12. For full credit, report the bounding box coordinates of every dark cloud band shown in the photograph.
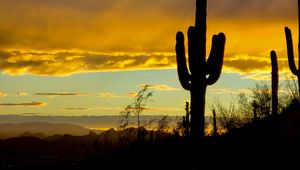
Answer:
[0,102,46,107]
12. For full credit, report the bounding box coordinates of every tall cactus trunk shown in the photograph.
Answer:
[271,51,278,115]
[285,0,300,98]
[190,83,207,138]
[175,0,226,140]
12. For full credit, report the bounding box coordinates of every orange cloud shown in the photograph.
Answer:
[98,93,123,98]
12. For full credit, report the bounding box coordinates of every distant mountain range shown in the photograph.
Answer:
[0,114,182,130]
[0,122,95,139]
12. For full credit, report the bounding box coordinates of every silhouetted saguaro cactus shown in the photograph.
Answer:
[285,0,300,98]
[176,0,226,139]
[212,109,217,136]
[271,51,278,115]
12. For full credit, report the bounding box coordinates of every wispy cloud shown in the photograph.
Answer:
[138,84,179,91]
[0,102,47,107]
[98,92,142,98]
[63,107,90,110]
[0,92,28,97]
[35,92,87,96]
[209,88,252,94]
[98,93,122,98]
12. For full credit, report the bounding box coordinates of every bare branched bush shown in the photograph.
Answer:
[251,83,272,118]
[132,85,153,127]
[118,85,153,129]
[213,99,243,133]
[237,92,253,123]
[282,74,299,105]
[156,115,172,132]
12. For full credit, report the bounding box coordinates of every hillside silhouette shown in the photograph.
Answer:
[0,122,92,139]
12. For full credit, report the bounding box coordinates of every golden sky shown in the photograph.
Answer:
[0,0,298,78]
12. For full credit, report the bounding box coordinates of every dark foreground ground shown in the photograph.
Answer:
[0,107,300,169]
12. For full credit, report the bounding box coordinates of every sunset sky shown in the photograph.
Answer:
[0,0,298,117]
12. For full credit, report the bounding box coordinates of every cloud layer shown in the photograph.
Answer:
[0,50,175,76]
[0,48,293,80]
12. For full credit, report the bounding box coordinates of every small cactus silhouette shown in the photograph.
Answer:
[212,109,217,136]
[182,101,191,137]
[175,0,226,139]
[285,0,300,98]
[271,51,278,115]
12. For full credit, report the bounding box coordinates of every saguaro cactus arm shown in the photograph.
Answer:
[188,26,199,73]
[176,32,191,91]
[285,27,299,75]
[206,33,226,85]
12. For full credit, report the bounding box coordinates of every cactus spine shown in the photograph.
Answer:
[175,0,226,139]
[271,51,278,115]
[285,0,300,98]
